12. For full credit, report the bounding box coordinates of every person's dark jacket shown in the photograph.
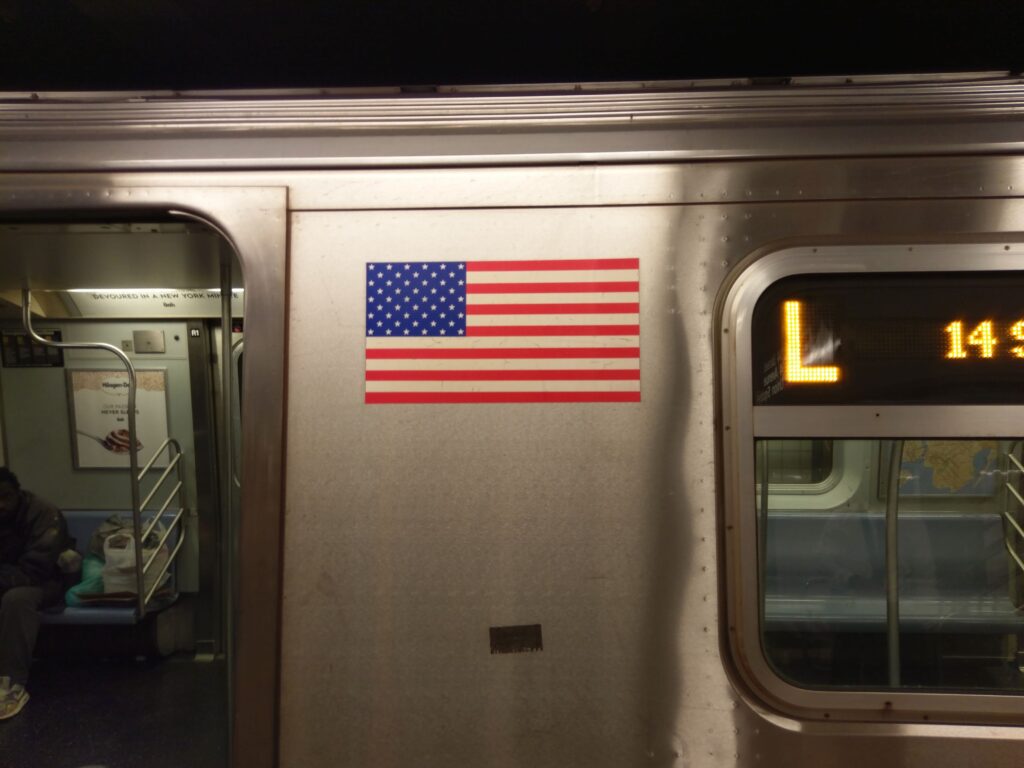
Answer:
[0,490,70,594]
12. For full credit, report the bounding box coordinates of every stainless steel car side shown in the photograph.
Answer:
[2,73,1024,767]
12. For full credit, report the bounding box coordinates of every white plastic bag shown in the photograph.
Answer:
[101,530,170,594]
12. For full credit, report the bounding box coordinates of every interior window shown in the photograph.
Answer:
[756,439,833,485]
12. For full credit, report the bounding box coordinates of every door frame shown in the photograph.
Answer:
[0,180,288,768]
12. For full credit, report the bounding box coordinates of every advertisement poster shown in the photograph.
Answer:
[67,369,169,469]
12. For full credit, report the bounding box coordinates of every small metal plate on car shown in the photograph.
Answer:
[132,329,165,353]
[489,624,543,654]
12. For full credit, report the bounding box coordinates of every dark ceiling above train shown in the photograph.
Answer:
[0,0,1021,91]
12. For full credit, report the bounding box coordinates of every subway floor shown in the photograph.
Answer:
[0,655,227,768]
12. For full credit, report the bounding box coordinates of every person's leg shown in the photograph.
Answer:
[0,586,45,719]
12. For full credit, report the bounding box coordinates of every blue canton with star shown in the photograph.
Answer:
[366,262,468,337]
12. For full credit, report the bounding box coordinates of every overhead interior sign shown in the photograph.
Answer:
[63,289,244,319]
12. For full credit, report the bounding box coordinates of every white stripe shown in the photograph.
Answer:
[467,313,639,327]
[367,358,639,371]
[366,336,640,349]
[468,292,640,305]
[467,269,639,284]
[366,380,641,393]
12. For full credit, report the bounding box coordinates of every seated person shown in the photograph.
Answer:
[0,467,70,719]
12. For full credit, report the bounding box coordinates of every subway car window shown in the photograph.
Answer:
[724,244,1024,720]
[761,437,1024,692]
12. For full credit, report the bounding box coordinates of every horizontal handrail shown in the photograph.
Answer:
[139,454,182,510]
[145,535,186,606]
[142,481,182,543]
[1002,447,1024,583]
[134,435,188,617]
[1004,538,1024,579]
[144,506,187,574]
[1008,452,1024,475]
[1002,504,1024,543]
[1005,482,1024,514]
[137,437,182,481]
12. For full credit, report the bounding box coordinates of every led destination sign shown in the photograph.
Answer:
[751,272,1024,405]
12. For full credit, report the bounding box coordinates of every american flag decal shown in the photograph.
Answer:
[365,258,640,404]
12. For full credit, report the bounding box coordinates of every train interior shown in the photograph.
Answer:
[760,438,1024,692]
[0,220,240,768]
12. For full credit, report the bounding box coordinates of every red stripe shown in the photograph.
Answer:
[365,391,641,404]
[467,325,640,336]
[366,347,639,360]
[466,302,639,315]
[367,370,639,381]
[465,258,639,271]
[466,281,638,294]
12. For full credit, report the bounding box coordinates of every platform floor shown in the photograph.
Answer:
[0,655,227,768]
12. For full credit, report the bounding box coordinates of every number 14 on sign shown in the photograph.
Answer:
[945,320,1024,359]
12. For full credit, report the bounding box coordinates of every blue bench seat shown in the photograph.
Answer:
[40,509,178,626]
[763,511,1024,634]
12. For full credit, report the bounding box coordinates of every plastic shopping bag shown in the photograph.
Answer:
[101,530,170,595]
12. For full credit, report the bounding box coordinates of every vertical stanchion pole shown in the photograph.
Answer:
[21,289,143,615]
[758,441,770,626]
[885,440,904,688]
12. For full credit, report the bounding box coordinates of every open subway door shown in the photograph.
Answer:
[0,189,286,768]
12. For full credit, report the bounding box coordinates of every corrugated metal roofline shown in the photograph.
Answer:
[0,72,1021,133]
[0,70,1014,102]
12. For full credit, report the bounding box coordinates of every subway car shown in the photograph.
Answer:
[1,72,1024,767]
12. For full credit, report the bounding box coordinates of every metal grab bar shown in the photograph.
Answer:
[885,440,904,688]
[137,437,188,616]
[22,289,188,618]
[21,289,147,614]
[1001,444,1024,613]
